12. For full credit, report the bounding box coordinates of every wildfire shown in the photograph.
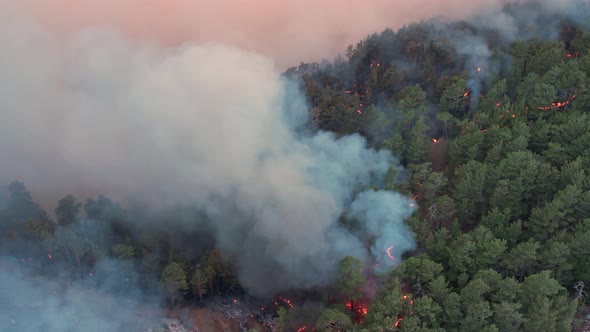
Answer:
[344,299,370,323]
[386,245,396,262]
[297,327,307,332]
[277,296,294,308]
[477,67,481,73]
[409,193,419,207]
[463,89,472,98]
[537,95,576,110]
[357,109,362,114]
[432,138,438,143]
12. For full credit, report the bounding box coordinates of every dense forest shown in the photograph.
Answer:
[2,2,590,332]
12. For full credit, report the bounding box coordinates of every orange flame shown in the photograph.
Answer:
[537,95,576,110]
[386,245,396,262]
[277,296,294,308]
[432,138,438,143]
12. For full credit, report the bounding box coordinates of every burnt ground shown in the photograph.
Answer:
[166,297,276,332]
[573,305,590,332]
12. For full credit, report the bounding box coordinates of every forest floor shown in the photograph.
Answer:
[573,306,590,332]
[166,297,270,332]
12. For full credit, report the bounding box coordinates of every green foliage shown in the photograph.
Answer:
[191,264,214,301]
[315,309,353,332]
[335,256,366,302]
[160,262,188,304]
[3,15,590,331]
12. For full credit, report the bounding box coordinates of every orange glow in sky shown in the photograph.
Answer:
[8,0,518,68]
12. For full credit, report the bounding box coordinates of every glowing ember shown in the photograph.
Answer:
[297,327,307,332]
[233,299,237,304]
[357,109,362,114]
[277,296,294,308]
[344,299,370,323]
[260,307,265,311]
[477,67,481,72]
[432,138,438,143]
[386,245,396,262]
[537,95,576,110]
[48,253,52,259]
[495,101,501,107]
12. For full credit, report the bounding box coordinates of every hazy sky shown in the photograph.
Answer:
[8,0,519,68]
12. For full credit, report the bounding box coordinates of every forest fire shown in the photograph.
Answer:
[276,296,294,308]
[345,298,371,323]
[386,245,396,262]
[297,327,307,332]
[463,89,472,98]
[537,95,576,110]
[432,138,438,143]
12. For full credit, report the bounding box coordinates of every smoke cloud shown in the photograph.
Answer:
[0,4,419,297]
[6,0,579,69]
[2,0,585,317]
[0,257,162,331]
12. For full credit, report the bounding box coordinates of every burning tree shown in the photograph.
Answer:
[335,256,366,313]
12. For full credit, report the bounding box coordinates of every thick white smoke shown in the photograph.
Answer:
[0,258,162,331]
[0,11,416,295]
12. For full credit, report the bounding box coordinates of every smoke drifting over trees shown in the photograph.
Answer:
[6,0,579,68]
[0,0,417,298]
[2,0,590,330]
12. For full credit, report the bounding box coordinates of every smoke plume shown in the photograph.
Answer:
[0,257,162,331]
[6,0,579,69]
[0,3,421,297]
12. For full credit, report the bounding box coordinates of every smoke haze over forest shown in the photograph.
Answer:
[6,0,578,69]
[1,0,589,330]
